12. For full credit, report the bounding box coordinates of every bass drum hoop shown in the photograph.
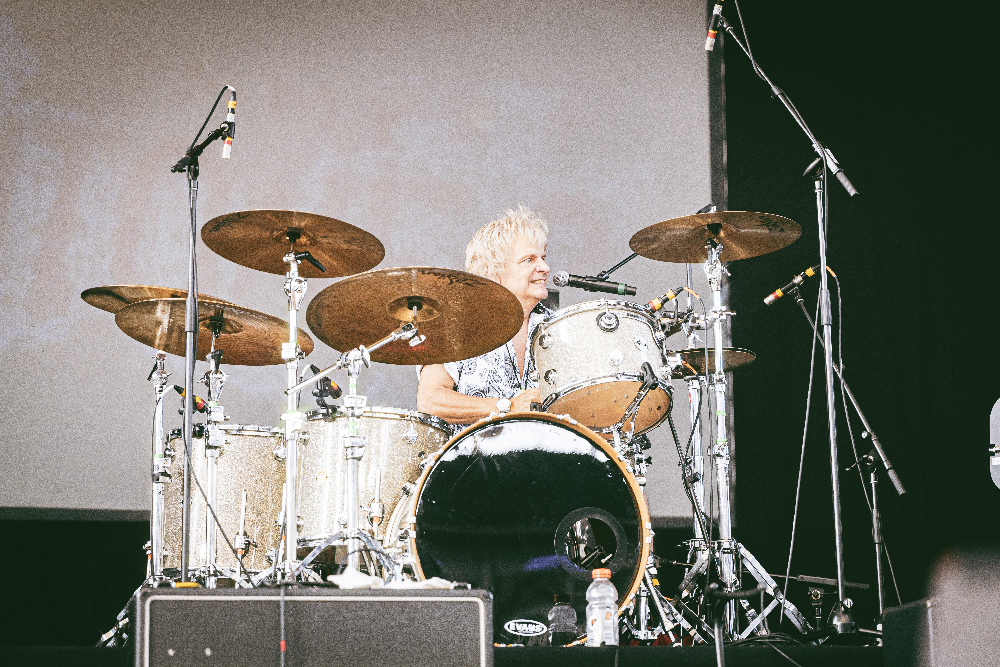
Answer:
[404,411,651,612]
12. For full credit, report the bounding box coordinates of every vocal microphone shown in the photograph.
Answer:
[648,287,685,312]
[173,385,208,413]
[705,0,725,51]
[221,88,236,159]
[552,271,636,296]
[763,265,835,305]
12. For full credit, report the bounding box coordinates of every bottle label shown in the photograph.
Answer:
[586,607,619,646]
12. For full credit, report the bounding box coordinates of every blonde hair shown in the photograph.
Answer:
[465,204,548,280]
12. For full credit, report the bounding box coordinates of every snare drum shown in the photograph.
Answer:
[161,426,284,574]
[403,412,651,643]
[532,300,671,437]
[297,407,450,549]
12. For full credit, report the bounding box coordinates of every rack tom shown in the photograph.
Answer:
[532,300,671,437]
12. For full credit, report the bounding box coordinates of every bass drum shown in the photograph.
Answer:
[406,412,650,643]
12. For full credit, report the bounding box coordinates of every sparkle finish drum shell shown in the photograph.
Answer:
[532,300,671,437]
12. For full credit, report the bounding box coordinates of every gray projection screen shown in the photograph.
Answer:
[0,1,728,526]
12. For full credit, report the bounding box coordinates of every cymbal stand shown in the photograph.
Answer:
[703,240,738,635]
[286,319,421,574]
[148,352,171,580]
[201,342,227,588]
[277,234,326,575]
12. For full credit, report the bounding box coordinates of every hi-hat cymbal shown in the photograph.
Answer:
[306,267,524,365]
[630,211,801,263]
[668,347,756,377]
[115,298,313,366]
[202,209,385,277]
[81,285,235,314]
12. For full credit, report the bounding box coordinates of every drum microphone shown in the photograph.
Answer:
[763,265,835,305]
[705,0,725,51]
[553,271,637,296]
[648,287,685,312]
[173,385,208,413]
[221,88,236,159]
[309,365,343,401]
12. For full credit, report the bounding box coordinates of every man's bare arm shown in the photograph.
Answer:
[416,364,539,423]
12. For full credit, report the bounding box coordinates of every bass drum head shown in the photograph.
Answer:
[410,412,650,643]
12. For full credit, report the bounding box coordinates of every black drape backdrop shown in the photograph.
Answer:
[723,0,998,621]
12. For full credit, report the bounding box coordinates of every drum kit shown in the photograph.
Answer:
[86,205,820,645]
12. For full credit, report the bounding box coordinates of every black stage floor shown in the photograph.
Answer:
[0,644,884,667]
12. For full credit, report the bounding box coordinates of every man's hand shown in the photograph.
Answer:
[511,388,541,412]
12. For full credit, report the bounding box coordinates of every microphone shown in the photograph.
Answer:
[648,287,685,312]
[705,1,725,51]
[552,271,636,296]
[221,88,236,159]
[763,265,835,305]
[309,365,343,403]
[173,385,208,413]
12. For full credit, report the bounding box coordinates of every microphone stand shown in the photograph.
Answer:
[170,120,231,583]
[788,286,904,621]
[716,14,859,633]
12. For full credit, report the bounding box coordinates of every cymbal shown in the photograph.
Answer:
[115,298,314,366]
[306,267,524,365]
[668,347,756,377]
[630,211,801,263]
[81,285,235,314]
[202,209,385,277]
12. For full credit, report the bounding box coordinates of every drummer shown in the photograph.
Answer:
[416,204,551,428]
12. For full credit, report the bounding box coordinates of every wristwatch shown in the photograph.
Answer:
[495,397,512,414]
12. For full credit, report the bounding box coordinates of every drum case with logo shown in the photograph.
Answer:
[132,586,492,667]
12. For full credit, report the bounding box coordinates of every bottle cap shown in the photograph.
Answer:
[592,568,612,579]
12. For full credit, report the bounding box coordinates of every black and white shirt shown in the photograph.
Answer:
[417,304,551,431]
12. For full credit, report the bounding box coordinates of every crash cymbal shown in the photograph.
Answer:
[668,347,756,377]
[630,211,801,263]
[306,267,523,365]
[115,298,313,366]
[202,209,385,277]
[81,285,235,314]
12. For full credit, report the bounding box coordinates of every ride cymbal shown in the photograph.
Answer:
[81,285,234,314]
[630,211,801,263]
[115,298,313,366]
[306,267,523,365]
[202,209,385,277]
[668,347,756,377]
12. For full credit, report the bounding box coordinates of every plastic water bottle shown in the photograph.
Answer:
[586,568,619,646]
[547,593,578,646]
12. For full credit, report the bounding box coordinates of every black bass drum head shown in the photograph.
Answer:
[409,413,650,644]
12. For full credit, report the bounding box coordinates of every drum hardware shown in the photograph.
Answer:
[148,352,171,581]
[286,321,426,576]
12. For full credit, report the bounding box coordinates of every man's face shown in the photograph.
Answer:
[497,235,550,307]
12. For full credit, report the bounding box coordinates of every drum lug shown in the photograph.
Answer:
[597,311,619,332]
[543,369,558,385]
[607,349,624,367]
[634,336,648,351]
[538,332,552,349]
[272,444,287,461]
[401,425,419,445]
